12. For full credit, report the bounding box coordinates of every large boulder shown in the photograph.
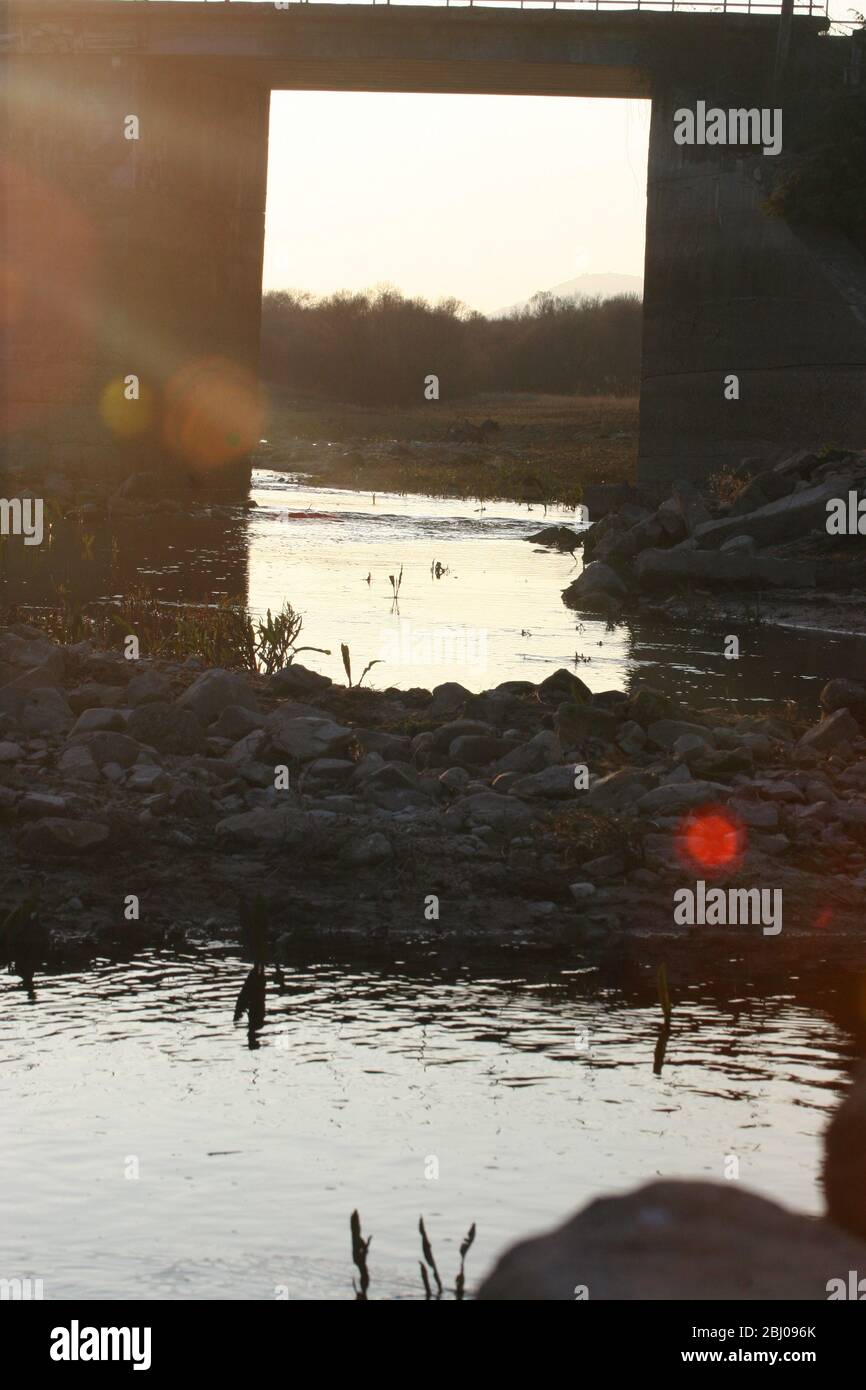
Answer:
[19,817,110,855]
[477,1180,866,1300]
[176,668,259,725]
[127,701,207,755]
[692,476,851,550]
[267,711,354,762]
[562,562,627,608]
[634,549,815,589]
[66,731,142,768]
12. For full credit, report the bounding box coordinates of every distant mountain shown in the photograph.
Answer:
[497,272,643,318]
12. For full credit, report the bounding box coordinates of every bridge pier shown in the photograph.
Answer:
[2,55,270,489]
[638,83,866,484]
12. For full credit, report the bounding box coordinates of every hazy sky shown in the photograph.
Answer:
[263,92,651,312]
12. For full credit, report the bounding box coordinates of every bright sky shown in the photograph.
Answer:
[263,91,651,312]
[173,0,856,313]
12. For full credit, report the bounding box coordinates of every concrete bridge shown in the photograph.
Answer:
[2,0,864,488]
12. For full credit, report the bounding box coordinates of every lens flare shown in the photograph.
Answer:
[677,807,746,872]
[99,377,154,437]
[162,357,264,472]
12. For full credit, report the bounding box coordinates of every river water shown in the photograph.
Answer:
[1,950,859,1300]
[8,471,862,715]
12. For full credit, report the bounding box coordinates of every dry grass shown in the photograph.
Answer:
[262,389,638,505]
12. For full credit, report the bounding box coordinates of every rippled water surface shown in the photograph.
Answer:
[10,471,863,713]
[1,953,857,1300]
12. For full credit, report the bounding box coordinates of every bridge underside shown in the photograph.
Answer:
[3,2,863,489]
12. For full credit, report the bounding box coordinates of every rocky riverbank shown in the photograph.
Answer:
[560,445,866,632]
[2,622,866,973]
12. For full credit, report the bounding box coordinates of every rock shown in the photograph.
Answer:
[820,679,866,725]
[656,497,687,542]
[693,476,852,550]
[510,765,580,800]
[562,562,626,607]
[57,745,100,782]
[270,664,333,697]
[673,733,713,761]
[18,793,68,817]
[555,702,618,746]
[126,702,207,755]
[429,719,494,753]
[439,766,470,792]
[476,1179,866,1300]
[491,731,561,776]
[0,741,24,763]
[19,817,110,854]
[177,668,259,724]
[126,765,171,793]
[581,854,625,880]
[798,708,861,753]
[648,719,715,751]
[728,797,780,830]
[688,748,754,780]
[448,734,509,766]
[525,525,581,549]
[538,669,593,704]
[719,534,756,555]
[71,707,127,735]
[627,688,679,727]
[345,832,392,867]
[729,470,794,514]
[354,729,413,761]
[18,688,74,736]
[569,882,597,902]
[215,806,306,846]
[458,792,537,830]
[127,669,172,706]
[211,705,268,741]
[101,762,126,783]
[585,769,655,812]
[67,731,142,768]
[636,780,726,816]
[671,479,711,535]
[68,683,127,714]
[428,682,472,718]
[635,549,815,590]
[267,712,354,763]
[616,721,647,757]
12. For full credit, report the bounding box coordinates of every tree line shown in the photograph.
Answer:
[260,286,642,405]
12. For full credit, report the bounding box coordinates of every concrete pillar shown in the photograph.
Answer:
[2,55,270,490]
[638,83,866,485]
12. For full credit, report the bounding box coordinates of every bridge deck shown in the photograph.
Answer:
[4,2,828,99]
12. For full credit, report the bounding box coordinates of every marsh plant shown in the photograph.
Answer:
[348,1211,476,1301]
[2,590,327,676]
[340,641,381,689]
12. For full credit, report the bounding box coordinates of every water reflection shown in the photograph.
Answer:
[2,475,863,715]
[0,948,862,1299]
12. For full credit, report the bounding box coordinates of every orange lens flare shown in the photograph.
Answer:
[677,807,746,872]
[162,357,264,472]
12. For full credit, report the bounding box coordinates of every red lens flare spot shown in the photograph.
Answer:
[814,907,833,931]
[678,807,746,872]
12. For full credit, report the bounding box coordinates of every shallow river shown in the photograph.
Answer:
[9,472,862,715]
[1,951,859,1300]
